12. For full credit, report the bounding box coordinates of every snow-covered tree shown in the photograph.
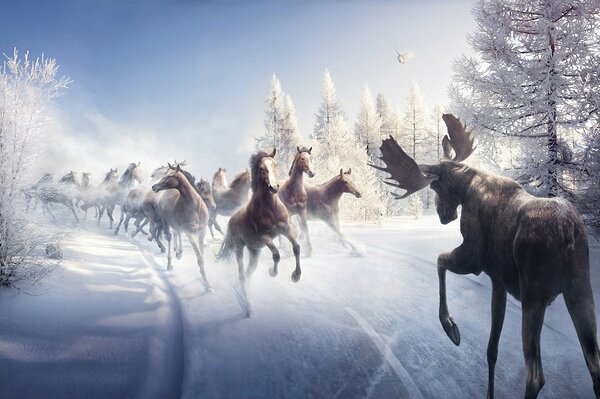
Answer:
[279,94,303,176]
[311,71,383,221]
[256,74,302,177]
[354,84,381,164]
[0,49,70,285]
[450,0,600,197]
[429,104,445,160]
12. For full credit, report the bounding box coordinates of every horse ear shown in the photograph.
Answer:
[308,147,312,154]
[167,163,174,170]
[138,161,140,166]
[347,168,352,175]
[176,164,182,172]
[339,168,343,177]
[223,168,227,173]
[297,146,301,153]
[270,148,277,158]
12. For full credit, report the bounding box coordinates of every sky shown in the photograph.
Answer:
[0,0,475,181]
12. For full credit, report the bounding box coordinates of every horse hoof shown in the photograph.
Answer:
[167,264,173,271]
[160,248,166,253]
[176,252,182,260]
[269,267,277,277]
[291,270,301,283]
[441,316,461,346]
[148,237,153,242]
[113,230,118,236]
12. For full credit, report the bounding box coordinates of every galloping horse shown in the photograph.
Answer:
[24,173,53,211]
[100,162,143,229]
[305,168,362,253]
[81,168,118,223]
[208,168,251,238]
[151,164,211,290]
[218,148,301,317]
[278,146,315,255]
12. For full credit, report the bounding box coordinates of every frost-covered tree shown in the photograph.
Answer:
[450,0,600,197]
[354,84,381,164]
[401,81,429,214]
[256,74,302,177]
[311,71,383,221]
[279,94,303,176]
[0,49,70,285]
[430,104,445,160]
[376,93,400,140]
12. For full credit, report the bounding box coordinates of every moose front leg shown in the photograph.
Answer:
[437,243,483,346]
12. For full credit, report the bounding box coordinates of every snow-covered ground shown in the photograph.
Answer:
[0,214,599,398]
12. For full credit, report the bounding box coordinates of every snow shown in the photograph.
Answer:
[0,214,599,398]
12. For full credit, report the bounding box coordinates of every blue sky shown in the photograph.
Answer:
[0,0,475,178]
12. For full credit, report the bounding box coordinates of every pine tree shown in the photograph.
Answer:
[450,0,600,197]
[354,84,381,164]
[256,74,302,177]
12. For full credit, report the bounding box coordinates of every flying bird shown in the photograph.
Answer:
[395,49,413,64]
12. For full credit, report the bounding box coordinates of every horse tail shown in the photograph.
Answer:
[217,231,235,262]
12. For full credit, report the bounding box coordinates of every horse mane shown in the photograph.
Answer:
[229,169,250,189]
[288,146,312,176]
[119,163,137,184]
[250,150,273,192]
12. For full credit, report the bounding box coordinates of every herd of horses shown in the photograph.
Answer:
[23,114,600,398]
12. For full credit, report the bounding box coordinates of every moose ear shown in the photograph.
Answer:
[420,165,440,181]
[339,168,344,177]
[308,147,312,154]
[270,148,277,158]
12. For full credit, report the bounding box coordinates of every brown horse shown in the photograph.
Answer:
[152,164,211,290]
[278,146,315,255]
[218,148,301,317]
[305,169,362,253]
[208,168,251,238]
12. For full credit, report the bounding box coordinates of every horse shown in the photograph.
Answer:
[278,146,315,255]
[26,173,80,222]
[304,168,362,253]
[208,168,251,238]
[81,168,118,223]
[24,173,53,211]
[217,148,301,317]
[151,163,211,290]
[372,113,600,398]
[99,162,143,229]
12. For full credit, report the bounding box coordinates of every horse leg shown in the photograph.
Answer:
[235,242,252,317]
[44,203,57,222]
[280,228,301,282]
[67,201,80,223]
[176,233,183,259]
[244,247,260,317]
[261,236,280,278]
[165,227,173,270]
[97,206,105,226]
[124,214,131,233]
[325,216,357,253]
[114,209,126,235]
[563,259,600,397]
[213,216,225,237]
[132,217,148,238]
[299,211,312,257]
[187,230,211,292]
[486,279,507,399]
[107,205,115,230]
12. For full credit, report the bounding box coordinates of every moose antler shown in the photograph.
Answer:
[369,137,434,199]
[441,114,475,162]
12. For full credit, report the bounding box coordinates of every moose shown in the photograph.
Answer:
[371,114,600,398]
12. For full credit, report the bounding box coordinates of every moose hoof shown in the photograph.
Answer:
[291,270,301,283]
[441,316,461,346]
[269,267,278,277]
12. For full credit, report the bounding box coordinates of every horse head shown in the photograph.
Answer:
[338,168,361,198]
[196,178,216,210]
[251,148,279,193]
[289,146,315,178]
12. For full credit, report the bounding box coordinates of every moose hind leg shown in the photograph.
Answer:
[564,275,600,398]
[487,280,507,399]
[521,301,546,399]
[438,266,460,346]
